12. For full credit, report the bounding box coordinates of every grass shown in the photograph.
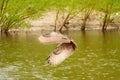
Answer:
[0,0,120,33]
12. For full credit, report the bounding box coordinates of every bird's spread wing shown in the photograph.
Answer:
[38,32,70,44]
[38,32,77,66]
[47,41,77,66]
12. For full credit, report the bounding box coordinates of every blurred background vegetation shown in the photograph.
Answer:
[0,0,120,33]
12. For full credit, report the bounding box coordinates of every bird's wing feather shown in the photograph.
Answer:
[47,41,77,66]
[38,32,71,44]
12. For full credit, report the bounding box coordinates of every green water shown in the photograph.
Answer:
[0,31,120,80]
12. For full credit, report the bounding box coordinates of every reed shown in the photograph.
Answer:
[0,0,120,33]
[0,0,50,33]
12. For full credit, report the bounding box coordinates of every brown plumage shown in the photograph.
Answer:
[38,32,70,44]
[47,41,77,66]
[38,32,77,66]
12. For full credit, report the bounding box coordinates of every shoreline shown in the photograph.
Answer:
[4,26,120,34]
[1,11,120,32]
[27,11,120,31]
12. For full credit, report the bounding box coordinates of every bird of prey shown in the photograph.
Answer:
[38,32,77,66]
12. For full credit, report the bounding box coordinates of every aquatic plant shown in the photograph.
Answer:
[0,0,49,33]
[0,0,120,32]
[95,0,120,31]
[51,0,82,31]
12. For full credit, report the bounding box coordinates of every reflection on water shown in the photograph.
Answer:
[0,31,120,80]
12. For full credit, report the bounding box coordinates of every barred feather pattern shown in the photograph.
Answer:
[38,32,77,66]
[47,41,77,66]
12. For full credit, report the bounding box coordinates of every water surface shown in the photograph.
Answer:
[0,30,120,80]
